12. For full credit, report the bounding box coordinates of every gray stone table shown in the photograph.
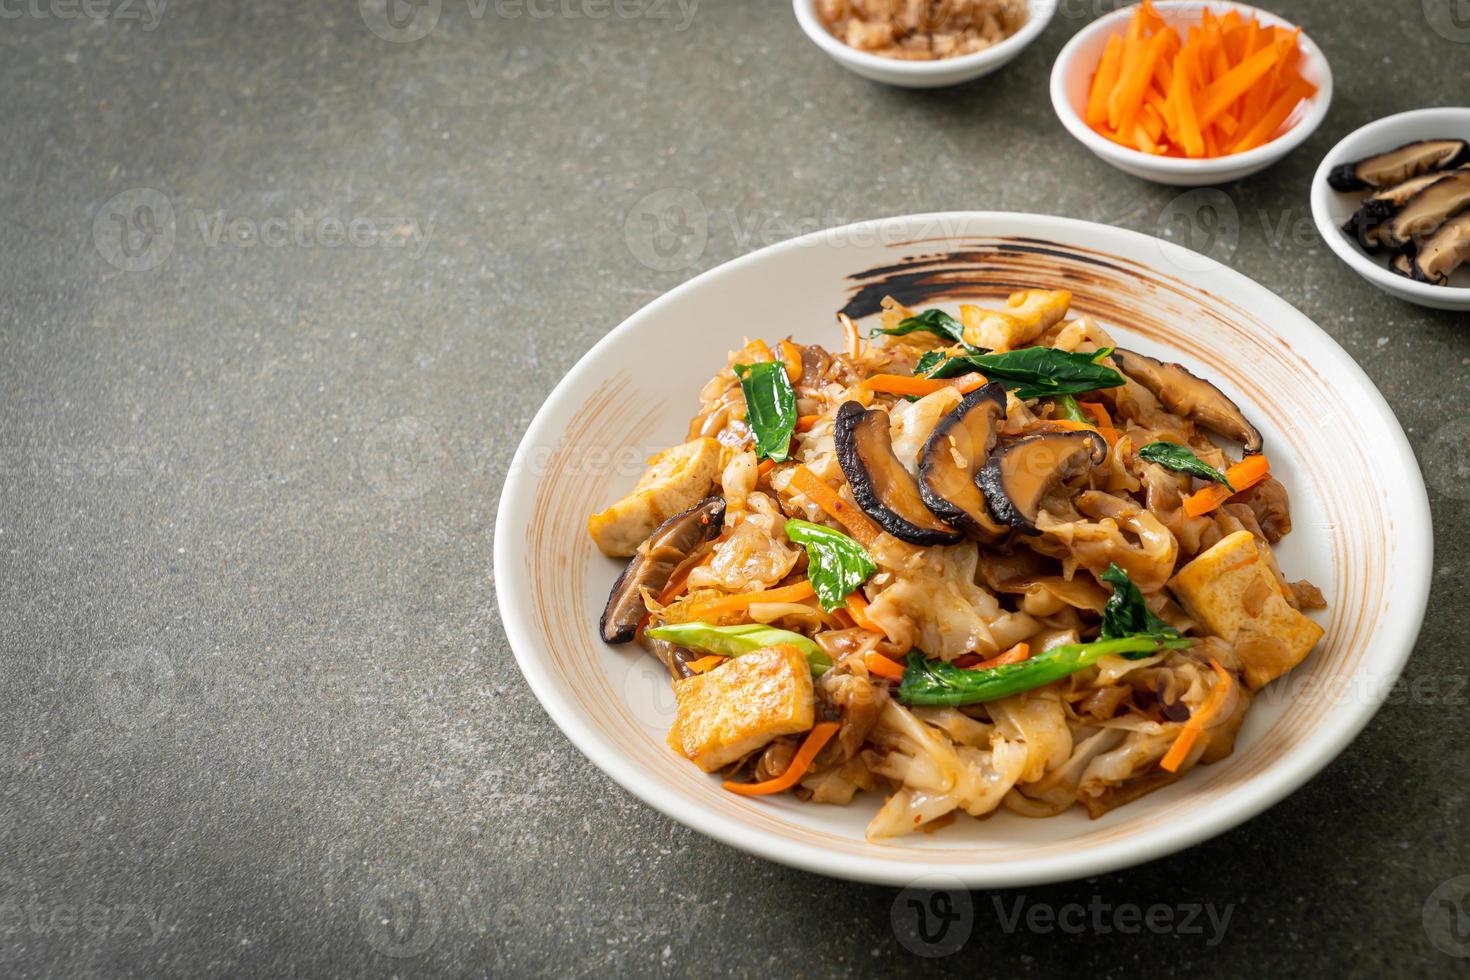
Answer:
[2,0,1468,976]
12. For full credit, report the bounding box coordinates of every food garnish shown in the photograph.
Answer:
[1138,441,1234,491]
[734,360,797,463]
[646,622,833,675]
[783,519,877,613]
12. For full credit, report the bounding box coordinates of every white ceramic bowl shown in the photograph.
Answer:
[1050,1,1333,185]
[495,212,1431,888]
[1311,107,1470,312]
[793,0,1057,88]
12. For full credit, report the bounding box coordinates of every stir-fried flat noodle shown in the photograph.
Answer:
[588,292,1326,840]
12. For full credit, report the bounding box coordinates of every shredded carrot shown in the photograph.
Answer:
[1182,453,1270,517]
[839,313,862,359]
[966,642,1031,671]
[864,651,907,682]
[1086,34,1125,127]
[1076,400,1120,446]
[1085,5,1310,160]
[685,655,727,674]
[859,372,988,398]
[789,464,883,550]
[845,589,883,634]
[1160,658,1234,772]
[723,722,840,796]
[794,414,821,433]
[779,339,804,384]
[683,580,816,619]
[757,458,776,477]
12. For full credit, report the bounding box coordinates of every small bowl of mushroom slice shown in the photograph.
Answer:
[1312,107,1470,311]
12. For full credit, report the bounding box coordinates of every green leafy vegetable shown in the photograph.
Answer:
[1099,563,1183,643]
[645,621,832,675]
[734,361,797,462]
[876,308,966,345]
[918,346,1125,400]
[1054,393,1090,423]
[1138,441,1234,491]
[784,519,876,613]
[897,635,1190,706]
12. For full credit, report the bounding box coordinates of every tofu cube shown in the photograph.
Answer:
[667,645,814,772]
[1168,530,1325,690]
[587,437,721,557]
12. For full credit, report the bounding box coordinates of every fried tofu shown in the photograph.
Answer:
[587,437,721,557]
[1168,530,1325,690]
[667,645,814,772]
[960,289,1072,352]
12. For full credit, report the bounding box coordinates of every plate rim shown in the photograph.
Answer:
[494,210,1433,887]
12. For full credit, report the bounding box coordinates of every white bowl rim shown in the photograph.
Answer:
[1310,106,1470,303]
[495,211,1432,888]
[1049,0,1334,176]
[792,0,1058,78]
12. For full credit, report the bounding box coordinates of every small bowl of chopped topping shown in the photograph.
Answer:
[1050,0,1332,186]
[794,0,1058,88]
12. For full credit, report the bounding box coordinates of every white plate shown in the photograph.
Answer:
[1310,107,1470,311]
[495,212,1432,888]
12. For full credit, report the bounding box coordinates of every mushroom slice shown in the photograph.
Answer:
[1390,252,1415,279]
[1380,170,1470,252]
[835,401,963,545]
[1341,170,1463,252]
[1111,348,1263,454]
[1406,211,1470,286]
[599,496,725,644]
[977,430,1107,535]
[1327,139,1470,192]
[917,382,1010,540]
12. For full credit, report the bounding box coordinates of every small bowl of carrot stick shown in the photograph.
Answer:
[1050,0,1332,186]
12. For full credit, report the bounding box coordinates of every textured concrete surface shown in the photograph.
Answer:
[2,0,1468,976]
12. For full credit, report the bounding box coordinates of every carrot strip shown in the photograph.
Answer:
[1230,76,1315,153]
[859,372,988,398]
[966,642,1031,671]
[1172,54,1205,158]
[789,464,883,550]
[723,722,840,796]
[778,339,804,384]
[684,580,816,618]
[795,414,821,433]
[1076,400,1120,446]
[1086,34,1126,128]
[839,313,862,359]
[1196,38,1288,127]
[863,651,907,682]
[757,458,776,477]
[1182,454,1271,517]
[1160,659,1234,772]
[1111,28,1172,136]
[685,655,727,674]
[845,589,883,633]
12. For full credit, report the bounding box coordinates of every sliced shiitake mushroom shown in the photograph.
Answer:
[835,400,963,546]
[1380,170,1470,252]
[1341,170,1464,252]
[977,430,1107,535]
[1404,211,1470,286]
[1327,139,1470,192]
[1111,348,1263,454]
[916,382,1010,541]
[599,496,725,644]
